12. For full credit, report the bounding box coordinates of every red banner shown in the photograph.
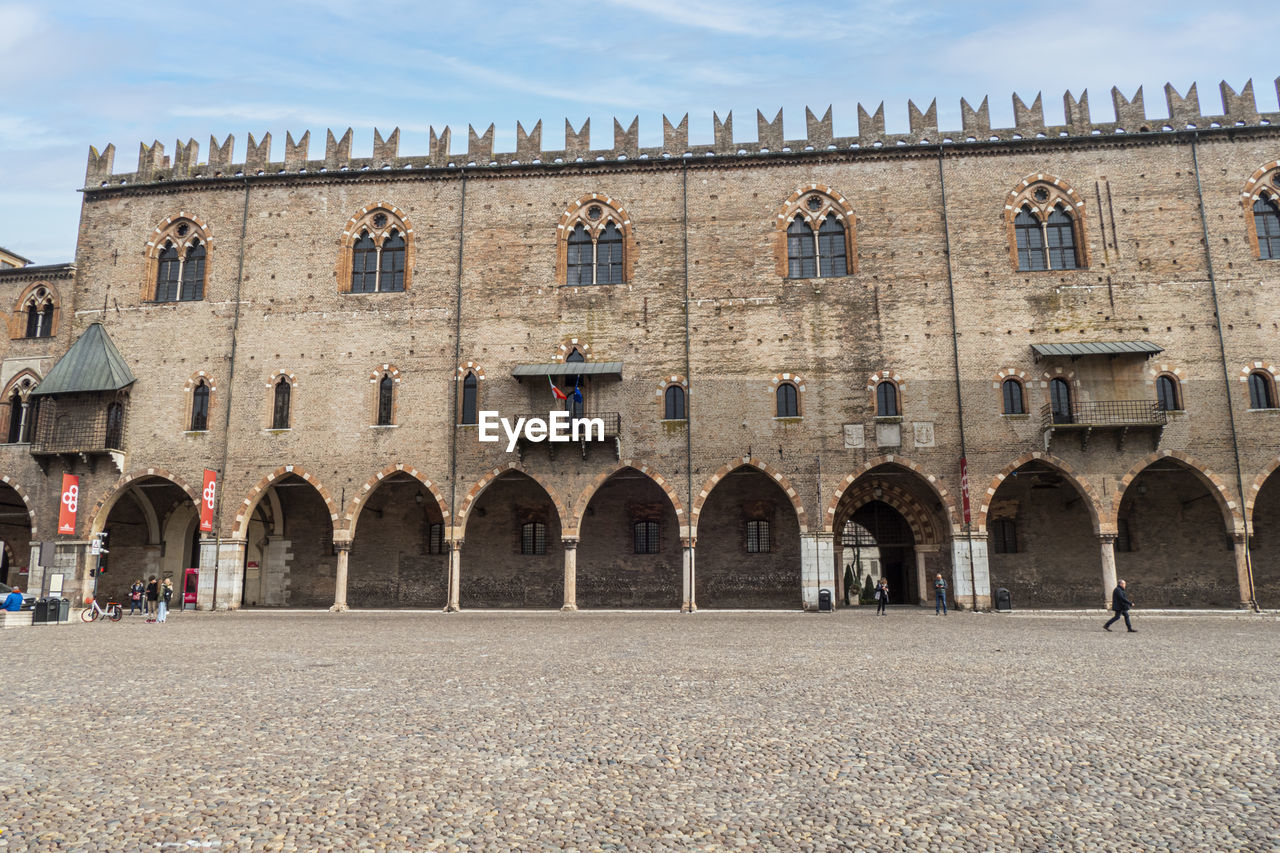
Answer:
[58,473,79,535]
[959,457,972,527]
[200,469,217,533]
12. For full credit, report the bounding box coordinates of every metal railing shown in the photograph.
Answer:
[508,412,621,441]
[1040,400,1168,430]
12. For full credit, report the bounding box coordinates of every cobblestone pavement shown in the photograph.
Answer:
[2,609,1278,852]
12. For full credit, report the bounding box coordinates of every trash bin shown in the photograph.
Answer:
[995,587,1012,612]
[57,598,70,623]
[33,598,49,624]
[818,588,833,612]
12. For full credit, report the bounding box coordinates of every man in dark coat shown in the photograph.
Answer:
[1104,579,1136,632]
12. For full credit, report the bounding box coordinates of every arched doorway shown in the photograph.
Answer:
[94,476,199,605]
[241,473,336,607]
[0,482,33,588]
[347,472,448,608]
[577,466,682,608]
[1116,459,1238,606]
[1250,467,1280,608]
[461,470,563,608]
[986,460,1098,607]
[846,502,915,604]
[830,464,951,607]
[695,466,802,608]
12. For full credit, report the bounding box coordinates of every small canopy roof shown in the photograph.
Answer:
[31,323,136,396]
[1031,341,1163,360]
[512,361,623,379]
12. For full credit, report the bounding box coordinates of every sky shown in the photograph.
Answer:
[0,0,1276,262]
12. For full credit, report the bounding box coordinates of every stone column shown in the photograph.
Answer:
[681,538,697,612]
[331,541,351,612]
[1099,533,1117,608]
[915,550,929,606]
[25,542,45,600]
[1232,532,1255,609]
[562,538,578,611]
[445,540,462,612]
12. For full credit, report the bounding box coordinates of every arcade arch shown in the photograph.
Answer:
[239,472,337,607]
[345,470,449,608]
[460,469,564,608]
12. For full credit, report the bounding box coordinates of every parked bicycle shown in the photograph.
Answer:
[81,597,122,623]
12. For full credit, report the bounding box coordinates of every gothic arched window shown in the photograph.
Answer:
[1254,196,1280,260]
[377,374,394,425]
[664,385,685,420]
[461,372,478,425]
[191,380,210,431]
[272,377,292,429]
[876,381,899,417]
[1002,378,1025,415]
[560,198,631,286]
[776,383,799,417]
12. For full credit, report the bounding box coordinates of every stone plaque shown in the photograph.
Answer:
[913,421,936,447]
[875,421,901,448]
[843,423,864,448]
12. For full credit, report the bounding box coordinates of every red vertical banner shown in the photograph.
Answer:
[58,473,79,535]
[959,457,972,527]
[200,469,217,533]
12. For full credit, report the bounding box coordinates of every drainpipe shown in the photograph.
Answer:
[682,164,695,612]
[446,170,467,611]
[210,177,251,608]
[936,145,977,612]
[1190,135,1258,611]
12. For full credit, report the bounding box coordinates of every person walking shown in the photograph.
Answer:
[157,578,173,623]
[144,576,158,616]
[875,579,889,615]
[1104,579,1137,633]
[128,579,144,616]
[934,573,948,615]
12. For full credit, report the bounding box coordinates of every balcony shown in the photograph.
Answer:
[509,412,622,460]
[1041,400,1167,450]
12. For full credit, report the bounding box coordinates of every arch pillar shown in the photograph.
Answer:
[331,540,351,612]
[445,540,462,612]
[562,538,578,612]
[681,537,696,613]
[950,533,990,610]
[1233,533,1256,610]
[800,532,836,611]
[198,537,247,611]
[1099,533,1118,608]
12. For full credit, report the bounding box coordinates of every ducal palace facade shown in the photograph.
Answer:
[3,79,1280,613]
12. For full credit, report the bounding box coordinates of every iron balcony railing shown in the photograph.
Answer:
[29,397,127,455]
[508,412,621,442]
[1040,400,1168,431]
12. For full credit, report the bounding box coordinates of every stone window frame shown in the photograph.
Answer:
[556,194,634,286]
[1242,160,1280,260]
[993,368,1029,416]
[520,520,548,556]
[769,372,805,419]
[1149,365,1185,412]
[774,184,858,278]
[1039,367,1080,413]
[369,364,402,428]
[182,370,217,433]
[745,518,772,554]
[656,375,688,422]
[867,371,905,420]
[336,203,416,294]
[144,213,213,303]
[265,370,297,431]
[11,282,60,340]
[1004,174,1089,271]
[2,370,40,444]
[456,361,486,426]
[1240,361,1279,410]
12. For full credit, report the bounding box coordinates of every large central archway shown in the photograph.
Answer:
[89,473,200,606]
[0,480,34,589]
[829,462,951,607]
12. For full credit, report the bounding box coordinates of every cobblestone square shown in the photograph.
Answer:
[2,610,1278,851]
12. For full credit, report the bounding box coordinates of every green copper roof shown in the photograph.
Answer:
[31,323,136,396]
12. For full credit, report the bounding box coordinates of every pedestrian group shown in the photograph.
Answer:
[128,575,173,623]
